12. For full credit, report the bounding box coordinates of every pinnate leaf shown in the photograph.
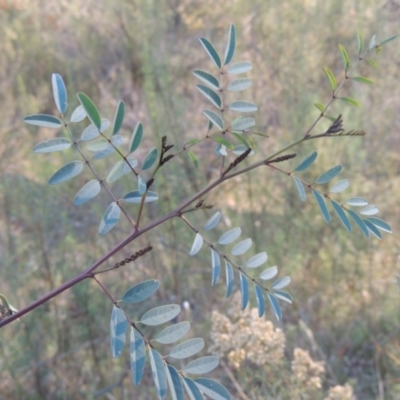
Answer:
[52,73,67,114]
[130,328,146,385]
[364,219,382,239]
[142,147,158,170]
[122,280,160,303]
[77,92,101,129]
[313,190,330,223]
[227,79,252,92]
[273,290,293,304]
[339,97,361,107]
[184,356,219,375]
[33,138,71,154]
[316,165,342,184]
[380,34,400,46]
[156,321,191,344]
[360,204,379,216]
[293,176,306,201]
[136,175,146,195]
[366,217,392,233]
[229,101,257,113]
[272,276,291,290]
[225,261,234,298]
[323,67,337,90]
[203,211,221,231]
[331,200,352,232]
[194,378,231,400]
[254,284,265,317]
[211,250,220,286]
[130,122,143,153]
[330,179,349,193]
[268,294,282,321]
[357,30,364,54]
[49,161,83,185]
[203,110,224,130]
[294,151,317,172]
[353,76,374,85]
[73,179,101,205]
[189,151,199,168]
[230,117,255,131]
[99,202,120,235]
[190,233,203,256]
[197,85,222,109]
[110,306,127,358]
[123,191,158,203]
[231,238,252,256]
[24,114,63,128]
[112,100,125,135]
[218,227,241,245]
[199,38,221,69]
[227,61,252,74]
[347,209,369,237]
[183,377,204,400]
[169,338,205,360]
[193,70,219,90]
[240,273,249,310]
[107,157,138,183]
[166,365,184,400]
[224,24,236,65]
[212,137,234,150]
[150,349,167,400]
[70,105,86,122]
[246,252,268,268]
[140,305,181,326]
[346,197,368,206]
[260,266,278,280]
[338,44,350,71]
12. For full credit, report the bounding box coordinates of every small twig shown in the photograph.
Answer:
[223,148,252,176]
[299,319,338,383]
[94,245,153,275]
[99,132,138,177]
[220,360,250,400]
[180,215,270,293]
[374,341,385,400]
[325,114,344,134]
[91,275,118,305]
[91,275,150,344]
[265,153,297,165]
[63,120,137,227]
[159,136,175,166]
[181,200,214,214]
[146,178,154,190]
[304,46,373,138]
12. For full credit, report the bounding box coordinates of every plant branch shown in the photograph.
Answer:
[304,46,373,138]
[220,360,251,400]
[91,275,118,305]
[63,120,136,227]
[180,215,270,293]
[0,123,363,328]
[91,275,150,345]
[94,245,153,275]
[219,67,226,177]
[99,131,138,177]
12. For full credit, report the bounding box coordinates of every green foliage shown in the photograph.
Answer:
[2,18,399,400]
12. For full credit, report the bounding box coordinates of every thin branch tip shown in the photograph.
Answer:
[266,153,297,164]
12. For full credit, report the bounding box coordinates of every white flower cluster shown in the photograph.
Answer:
[324,384,356,400]
[209,292,285,369]
[291,348,325,391]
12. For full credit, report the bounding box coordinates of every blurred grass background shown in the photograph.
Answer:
[1,0,400,399]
